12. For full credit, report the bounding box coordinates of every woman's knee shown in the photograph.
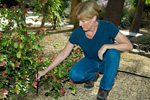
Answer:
[104,49,120,60]
[69,69,84,82]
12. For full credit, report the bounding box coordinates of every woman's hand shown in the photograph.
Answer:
[98,45,108,61]
[36,70,46,81]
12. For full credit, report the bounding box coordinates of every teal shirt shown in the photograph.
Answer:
[69,20,119,61]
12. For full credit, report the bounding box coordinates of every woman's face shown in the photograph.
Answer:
[78,16,96,32]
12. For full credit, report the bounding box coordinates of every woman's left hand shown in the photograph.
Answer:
[98,45,108,61]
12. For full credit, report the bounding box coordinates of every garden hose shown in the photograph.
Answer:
[117,70,150,79]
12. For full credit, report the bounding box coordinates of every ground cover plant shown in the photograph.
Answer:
[0,4,83,100]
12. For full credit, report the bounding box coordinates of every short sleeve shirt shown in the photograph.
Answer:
[69,20,119,61]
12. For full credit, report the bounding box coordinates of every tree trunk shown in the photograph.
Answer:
[70,0,82,29]
[103,0,125,27]
[53,12,57,30]
[20,0,27,35]
[36,14,46,35]
[129,0,145,33]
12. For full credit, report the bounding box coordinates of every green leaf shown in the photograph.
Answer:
[24,57,33,64]
[0,83,3,88]
[17,50,21,58]
[15,85,20,90]
[28,58,33,64]
[58,69,62,78]
[2,41,7,46]
[32,45,38,50]
[6,68,10,74]
[19,43,24,49]
[71,88,76,94]
[21,21,26,27]
[14,42,18,48]
[21,35,25,40]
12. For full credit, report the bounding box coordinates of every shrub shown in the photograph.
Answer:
[0,4,46,99]
[0,3,84,100]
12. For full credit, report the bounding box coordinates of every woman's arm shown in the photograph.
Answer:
[98,31,133,60]
[36,42,74,80]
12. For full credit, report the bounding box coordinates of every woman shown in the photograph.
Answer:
[36,0,133,100]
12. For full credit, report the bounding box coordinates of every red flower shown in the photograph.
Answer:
[0,93,6,99]
[36,60,42,63]
[10,6,16,11]
[70,80,74,85]
[1,89,8,94]
[75,59,78,62]
[32,82,37,88]
[2,71,6,74]
[52,56,55,59]
[0,32,3,37]
[40,28,45,33]
[28,2,32,6]
[39,57,42,59]
[16,5,19,9]
[25,75,29,78]
[14,89,19,94]
[2,71,8,78]
[0,89,8,99]
[75,47,80,54]
[15,62,20,67]
[36,57,44,63]
[23,8,29,14]
[0,60,7,67]
[0,4,3,6]
[78,55,82,60]
[52,74,56,82]
[60,87,65,97]
[47,73,57,82]
[57,79,62,83]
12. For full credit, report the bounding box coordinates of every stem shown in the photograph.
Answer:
[36,67,39,97]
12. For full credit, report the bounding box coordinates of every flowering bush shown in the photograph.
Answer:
[0,2,83,100]
[0,4,47,99]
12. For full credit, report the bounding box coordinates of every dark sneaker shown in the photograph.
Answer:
[84,72,99,88]
[96,88,109,100]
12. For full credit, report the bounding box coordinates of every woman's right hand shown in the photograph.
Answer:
[36,70,46,81]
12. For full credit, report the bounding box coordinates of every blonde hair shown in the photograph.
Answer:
[73,0,101,21]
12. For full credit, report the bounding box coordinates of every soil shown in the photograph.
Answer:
[25,26,150,100]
